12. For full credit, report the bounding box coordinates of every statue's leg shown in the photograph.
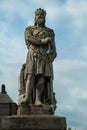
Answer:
[24,74,35,103]
[50,77,54,105]
[35,76,45,105]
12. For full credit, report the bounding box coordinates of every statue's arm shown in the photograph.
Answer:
[51,39,57,59]
[25,28,52,46]
[25,28,41,46]
[47,33,57,62]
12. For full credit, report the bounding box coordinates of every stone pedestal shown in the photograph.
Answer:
[2,115,66,130]
[1,104,67,129]
[17,104,54,115]
[0,116,3,129]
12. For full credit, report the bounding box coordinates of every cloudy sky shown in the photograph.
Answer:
[0,0,87,129]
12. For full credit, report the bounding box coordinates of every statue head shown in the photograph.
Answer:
[35,8,46,27]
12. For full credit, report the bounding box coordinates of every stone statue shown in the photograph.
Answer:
[1,9,66,130]
[18,8,57,112]
[18,63,26,96]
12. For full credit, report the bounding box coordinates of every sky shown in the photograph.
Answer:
[0,0,87,129]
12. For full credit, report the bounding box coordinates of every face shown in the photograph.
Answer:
[35,13,45,25]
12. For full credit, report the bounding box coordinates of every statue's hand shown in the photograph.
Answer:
[45,37,52,43]
[41,37,52,44]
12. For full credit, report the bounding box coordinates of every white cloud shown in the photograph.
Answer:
[64,0,87,34]
[0,0,34,22]
[45,5,62,23]
[79,45,87,58]
[54,58,87,129]
[54,58,87,100]
[0,0,58,21]
[70,87,87,100]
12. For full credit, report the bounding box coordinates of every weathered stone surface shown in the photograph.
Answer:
[18,8,57,110]
[0,116,3,129]
[17,104,54,115]
[2,115,66,130]
[0,85,17,117]
[0,8,67,130]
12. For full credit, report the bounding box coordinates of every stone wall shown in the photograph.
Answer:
[0,117,3,130]
[0,103,17,116]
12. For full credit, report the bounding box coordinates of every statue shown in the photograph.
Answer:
[18,63,26,96]
[18,8,57,111]
[1,8,66,130]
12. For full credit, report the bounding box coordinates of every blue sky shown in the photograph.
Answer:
[0,0,87,129]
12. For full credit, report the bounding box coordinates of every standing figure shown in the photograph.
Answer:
[19,8,57,107]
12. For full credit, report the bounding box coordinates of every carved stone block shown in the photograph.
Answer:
[2,115,66,130]
[17,104,54,115]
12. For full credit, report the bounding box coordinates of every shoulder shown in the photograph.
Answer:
[25,26,35,34]
[44,27,55,36]
[45,27,55,35]
[25,25,37,31]
[45,27,54,32]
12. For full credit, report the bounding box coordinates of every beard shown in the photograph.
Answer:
[36,19,45,25]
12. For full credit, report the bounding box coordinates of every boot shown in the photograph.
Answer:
[35,88,42,105]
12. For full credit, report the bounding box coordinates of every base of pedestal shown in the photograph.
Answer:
[2,115,67,130]
[17,104,54,115]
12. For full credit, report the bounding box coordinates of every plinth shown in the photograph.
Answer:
[2,104,67,130]
[17,104,54,115]
[2,115,66,130]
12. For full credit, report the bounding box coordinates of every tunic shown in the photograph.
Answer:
[25,25,56,79]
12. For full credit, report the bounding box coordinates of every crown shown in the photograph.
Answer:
[35,8,46,15]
